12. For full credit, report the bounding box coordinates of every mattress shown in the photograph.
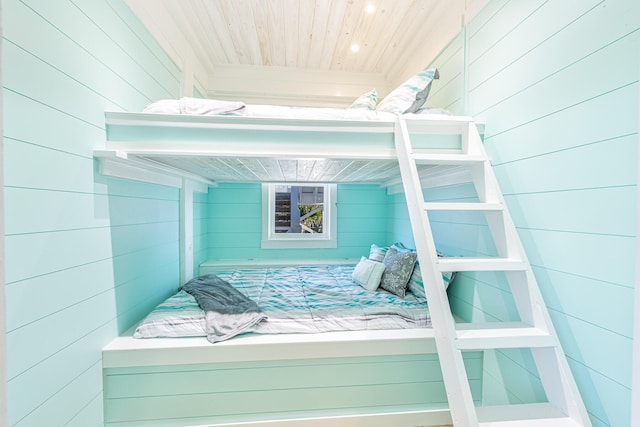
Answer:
[142,97,451,121]
[134,264,431,339]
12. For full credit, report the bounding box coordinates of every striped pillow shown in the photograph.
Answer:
[349,88,378,110]
[376,68,439,114]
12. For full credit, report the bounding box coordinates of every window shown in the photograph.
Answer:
[261,183,337,249]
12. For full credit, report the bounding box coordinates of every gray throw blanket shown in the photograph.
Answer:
[182,275,267,343]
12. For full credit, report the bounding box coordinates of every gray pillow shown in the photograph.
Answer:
[379,246,417,297]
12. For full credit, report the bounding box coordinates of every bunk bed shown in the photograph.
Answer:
[98,105,482,426]
[98,67,590,427]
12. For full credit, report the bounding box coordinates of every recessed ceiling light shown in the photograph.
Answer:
[365,4,375,14]
[350,43,360,53]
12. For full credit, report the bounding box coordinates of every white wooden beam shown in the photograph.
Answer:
[0,17,7,426]
[632,79,640,427]
[180,179,195,284]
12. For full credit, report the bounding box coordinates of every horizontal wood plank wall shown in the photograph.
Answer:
[422,32,465,115]
[2,0,181,425]
[423,1,638,426]
[207,183,389,261]
[103,353,483,426]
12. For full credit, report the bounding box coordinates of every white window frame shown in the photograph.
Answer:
[261,183,337,249]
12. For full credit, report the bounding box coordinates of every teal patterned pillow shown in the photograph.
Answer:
[376,68,440,114]
[379,247,417,297]
[349,88,378,110]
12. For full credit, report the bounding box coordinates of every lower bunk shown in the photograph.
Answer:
[102,260,482,427]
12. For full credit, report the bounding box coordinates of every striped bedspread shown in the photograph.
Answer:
[133,264,431,338]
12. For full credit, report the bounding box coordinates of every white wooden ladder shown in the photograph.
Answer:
[394,116,591,427]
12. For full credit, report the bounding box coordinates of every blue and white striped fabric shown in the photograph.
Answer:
[134,264,431,338]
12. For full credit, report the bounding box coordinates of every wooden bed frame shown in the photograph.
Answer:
[98,112,484,427]
[103,328,482,426]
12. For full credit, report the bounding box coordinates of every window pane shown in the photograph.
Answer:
[273,185,325,234]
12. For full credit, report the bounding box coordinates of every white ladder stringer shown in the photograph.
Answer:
[393,116,592,427]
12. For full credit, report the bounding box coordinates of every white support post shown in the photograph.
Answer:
[632,75,640,427]
[180,179,195,284]
[0,12,7,427]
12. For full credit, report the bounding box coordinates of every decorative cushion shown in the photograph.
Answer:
[352,256,386,291]
[376,68,440,114]
[349,88,378,110]
[368,243,388,262]
[407,263,456,301]
[379,247,417,297]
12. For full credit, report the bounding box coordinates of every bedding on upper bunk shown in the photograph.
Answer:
[141,68,448,120]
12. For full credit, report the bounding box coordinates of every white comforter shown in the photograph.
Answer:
[142,97,449,121]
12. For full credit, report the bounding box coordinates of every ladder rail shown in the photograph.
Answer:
[395,118,479,427]
[465,123,591,423]
[394,116,592,426]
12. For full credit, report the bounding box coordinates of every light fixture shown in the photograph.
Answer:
[350,43,360,53]
[364,4,375,14]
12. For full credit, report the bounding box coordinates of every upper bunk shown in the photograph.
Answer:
[96,106,485,193]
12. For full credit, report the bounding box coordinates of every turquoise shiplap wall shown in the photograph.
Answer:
[417,1,638,425]
[207,183,391,260]
[2,0,182,425]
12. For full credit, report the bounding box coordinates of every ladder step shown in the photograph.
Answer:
[437,257,527,271]
[477,403,583,426]
[411,153,487,165]
[423,202,503,211]
[455,322,556,350]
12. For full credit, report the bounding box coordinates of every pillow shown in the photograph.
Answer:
[368,243,389,262]
[349,88,378,110]
[407,263,456,301]
[379,247,417,297]
[352,256,386,291]
[376,68,440,114]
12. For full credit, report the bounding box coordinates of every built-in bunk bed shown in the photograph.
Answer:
[97,68,590,427]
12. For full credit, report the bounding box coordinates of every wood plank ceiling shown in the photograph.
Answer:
[126,0,487,106]
[123,0,486,186]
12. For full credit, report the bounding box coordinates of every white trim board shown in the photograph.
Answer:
[102,328,438,369]
[0,15,7,427]
[632,68,640,427]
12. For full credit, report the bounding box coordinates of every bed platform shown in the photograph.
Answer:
[103,327,483,427]
[98,104,590,426]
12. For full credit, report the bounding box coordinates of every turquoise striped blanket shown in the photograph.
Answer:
[134,264,431,338]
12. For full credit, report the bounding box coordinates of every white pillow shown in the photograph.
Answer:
[349,88,378,110]
[352,256,386,291]
[376,68,439,114]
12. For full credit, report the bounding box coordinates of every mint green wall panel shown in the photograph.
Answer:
[207,183,389,261]
[470,2,635,116]
[422,33,465,113]
[3,90,104,158]
[482,85,638,165]
[3,0,182,425]
[505,187,635,236]
[11,361,104,427]
[103,353,483,426]
[422,0,639,424]
[534,267,633,337]
[481,348,546,405]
